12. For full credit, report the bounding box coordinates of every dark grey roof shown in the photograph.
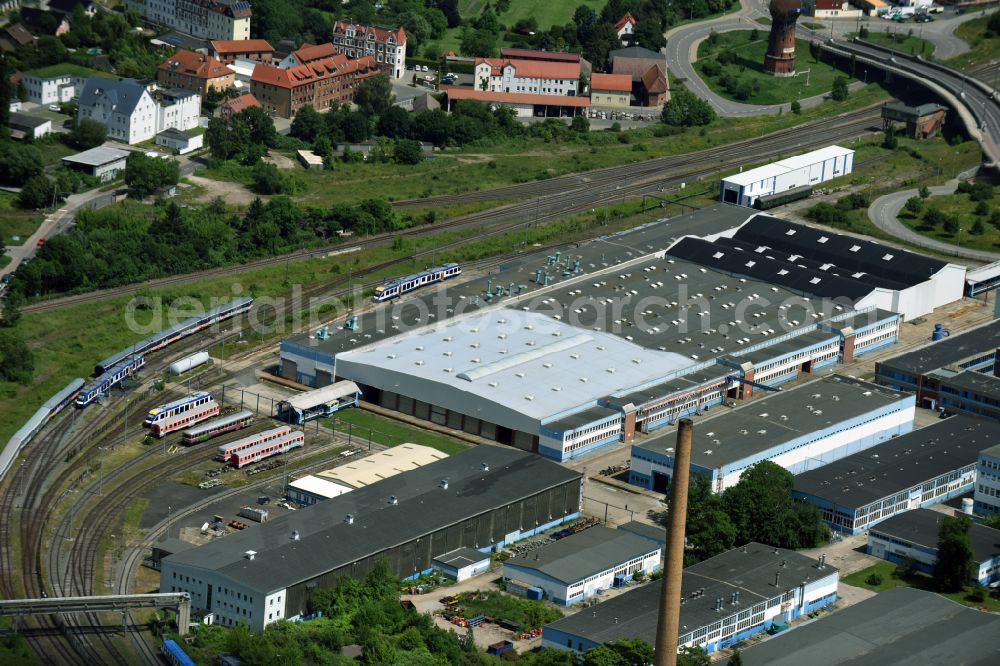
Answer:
[616,521,666,545]
[734,587,1000,665]
[878,319,1000,376]
[793,416,999,509]
[157,127,198,140]
[544,404,620,431]
[544,542,835,645]
[938,369,1000,398]
[667,237,875,303]
[8,111,50,129]
[636,375,910,469]
[164,447,580,594]
[869,508,1000,564]
[605,367,732,410]
[152,537,197,556]
[609,46,664,61]
[884,102,948,118]
[739,328,839,365]
[78,78,150,117]
[504,527,660,585]
[733,215,949,288]
[433,546,490,568]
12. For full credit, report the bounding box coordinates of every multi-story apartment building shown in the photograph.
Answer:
[250,54,378,118]
[331,21,406,79]
[277,42,339,69]
[474,57,581,96]
[125,0,250,41]
[77,78,200,145]
[22,64,115,105]
[157,50,234,96]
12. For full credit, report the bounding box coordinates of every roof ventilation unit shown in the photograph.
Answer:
[345,514,354,524]
[388,495,398,505]
[291,530,300,541]
[244,550,257,560]
[482,462,490,472]
[440,479,449,490]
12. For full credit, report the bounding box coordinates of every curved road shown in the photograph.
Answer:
[868,178,1000,263]
[664,1,981,117]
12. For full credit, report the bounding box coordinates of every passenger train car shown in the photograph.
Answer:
[372,263,461,303]
[151,401,220,438]
[230,430,304,468]
[215,425,291,462]
[145,391,213,427]
[75,356,146,407]
[181,410,254,445]
[94,297,253,375]
[163,639,196,666]
[1,378,83,480]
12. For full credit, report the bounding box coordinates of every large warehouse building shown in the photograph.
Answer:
[734,587,1000,665]
[792,416,997,534]
[542,542,838,655]
[161,447,582,631]
[719,145,855,207]
[876,319,1000,408]
[867,508,1000,585]
[278,208,964,461]
[629,375,915,493]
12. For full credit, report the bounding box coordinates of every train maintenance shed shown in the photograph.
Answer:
[276,380,360,424]
[161,446,583,632]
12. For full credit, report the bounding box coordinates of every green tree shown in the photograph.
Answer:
[661,86,716,127]
[919,185,931,198]
[904,196,923,215]
[356,74,395,119]
[393,139,423,165]
[730,648,744,666]
[608,638,654,665]
[684,474,737,561]
[0,329,34,383]
[0,143,44,186]
[790,100,801,114]
[123,152,180,198]
[0,290,21,328]
[943,215,960,235]
[982,513,1000,530]
[831,76,849,101]
[0,56,10,136]
[17,174,57,209]
[677,646,711,666]
[974,201,990,217]
[571,114,591,133]
[583,645,626,666]
[67,118,108,149]
[923,207,946,227]
[971,219,985,235]
[934,515,974,592]
[882,128,898,149]
[722,461,826,549]
[378,105,412,138]
[461,27,498,57]
[251,161,287,194]
[290,104,324,142]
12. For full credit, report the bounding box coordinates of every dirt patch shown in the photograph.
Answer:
[264,151,298,169]
[185,175,258,206]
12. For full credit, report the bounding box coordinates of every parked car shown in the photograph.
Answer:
[36,236,45,247]
[48,104,61,112]
[420,65,429,72]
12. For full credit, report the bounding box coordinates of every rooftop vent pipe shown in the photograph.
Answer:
[244,550,257,560]
[345,514,354,525]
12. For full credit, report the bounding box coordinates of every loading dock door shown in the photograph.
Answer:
[652,470,670,494]
[723,188,738,204]
[316,369,333,387]
[282,359,298,381]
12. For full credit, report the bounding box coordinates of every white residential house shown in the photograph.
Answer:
[125,0,251,41]
[77,78,200,145]
[473,58,581,96]
[22,66,104,105]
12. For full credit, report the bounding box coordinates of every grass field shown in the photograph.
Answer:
[898,183,1000,253]
[0,191,43,246]
[844,561,1000,612]
[326,408,470,455]
[696,31,856,105]
[498,0,605,31]
[455,590,563,629]
[852,30,936,57]
[948,14,1000,68]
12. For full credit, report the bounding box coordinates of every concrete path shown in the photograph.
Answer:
[868,177,1000,263]
[664,2,978,117]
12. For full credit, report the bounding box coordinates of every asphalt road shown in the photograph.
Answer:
[664,0,981,117]
[868,178,1000,263]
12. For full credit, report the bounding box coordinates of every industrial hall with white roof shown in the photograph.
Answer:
[279,206,966,462]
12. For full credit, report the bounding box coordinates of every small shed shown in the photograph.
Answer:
[156,128,204,155]
[432,547,491,582]
[276,380,361,424]
[286,475,353,506]
[882,102,947,140]
[61,146,129,182]
[8,111,51,140]
[296,149,324,170]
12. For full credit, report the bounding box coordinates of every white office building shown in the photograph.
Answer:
[78,79,200,145]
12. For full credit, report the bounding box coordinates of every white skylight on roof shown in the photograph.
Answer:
[849,245,861,252]
[820,263,833,271]
[777,269,789,276]
[882,253,894,261]
[785,229,796,236]
[713,252,724,259]
[810,277,822,284]
[818,236,829,243]
[745,261,756,268]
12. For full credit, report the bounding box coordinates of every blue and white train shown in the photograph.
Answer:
[162,639,195,666]
[144,391,213,427]
[76,355,146,407]
[0,378,83,480]
[372,263,462,303]
[94,297,253,375]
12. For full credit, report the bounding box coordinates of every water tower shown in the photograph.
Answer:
[764,0,802,77]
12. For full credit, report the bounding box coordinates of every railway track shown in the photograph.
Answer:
[21,107,884,316]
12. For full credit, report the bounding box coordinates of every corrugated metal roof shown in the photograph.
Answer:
[283,381,360,411]
[504,526,660,584]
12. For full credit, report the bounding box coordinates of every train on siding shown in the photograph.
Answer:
[181,410,254,445]
[162,639,195,666]
[215,425,292,462]
[0,378,83,480]
[145,391,214,428]
[94,297,253,375]
[372,263,462,303]
[230,430,304,468]
[150,401,220,438]
[75,356,146,407]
